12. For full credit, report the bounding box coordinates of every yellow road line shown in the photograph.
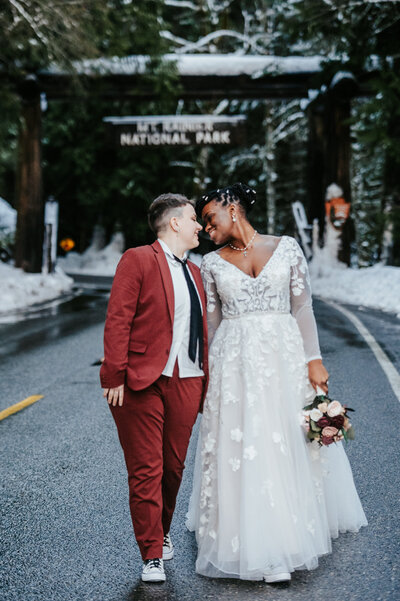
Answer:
[0,395,44,421]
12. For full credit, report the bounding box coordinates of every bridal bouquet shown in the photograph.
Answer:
[302,388,355,447]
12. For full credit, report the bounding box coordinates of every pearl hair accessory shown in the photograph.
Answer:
[246,188,256,204]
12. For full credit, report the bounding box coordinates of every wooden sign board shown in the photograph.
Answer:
[103,115,246,148]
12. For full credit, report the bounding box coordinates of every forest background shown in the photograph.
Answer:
[0,0,399,267]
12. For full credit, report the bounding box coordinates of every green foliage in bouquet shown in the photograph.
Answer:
[303,393,355,447]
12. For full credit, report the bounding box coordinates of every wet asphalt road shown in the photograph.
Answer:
[0,296,399,601]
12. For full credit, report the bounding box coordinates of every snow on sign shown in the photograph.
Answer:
[103,115,246,147]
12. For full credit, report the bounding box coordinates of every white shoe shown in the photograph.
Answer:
[162,533,174,560]
[141,558,166,582]
[264,572,291,583]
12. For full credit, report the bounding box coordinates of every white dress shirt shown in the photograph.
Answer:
[158,239,204,378]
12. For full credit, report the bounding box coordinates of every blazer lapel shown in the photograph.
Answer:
[152,240,174,324]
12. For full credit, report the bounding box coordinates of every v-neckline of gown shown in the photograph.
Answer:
[215,236,286,280]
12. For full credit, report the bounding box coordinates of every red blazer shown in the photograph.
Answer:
[100,240,209,402]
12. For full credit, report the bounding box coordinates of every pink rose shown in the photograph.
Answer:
[327,401,343,417]
[322,426,339,437]
[318,402,328,412]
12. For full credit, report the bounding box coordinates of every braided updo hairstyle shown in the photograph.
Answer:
[195,182,257,218]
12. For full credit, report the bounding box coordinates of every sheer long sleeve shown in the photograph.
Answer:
[289,239,322,363]
[200,255,222,346]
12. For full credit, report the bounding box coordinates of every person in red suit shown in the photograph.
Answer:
[100,193,208,583]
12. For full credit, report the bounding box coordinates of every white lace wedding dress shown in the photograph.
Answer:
[186,235,367,580]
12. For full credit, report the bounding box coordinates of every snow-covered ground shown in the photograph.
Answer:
[58,230,203,274]
[0,197,16,236]
[58,231,124,275]
[0,197,74,316]
[311,263,400,318]
[0,262,74,315]
[310,223,400,317]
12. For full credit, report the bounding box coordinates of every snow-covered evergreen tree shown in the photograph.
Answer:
[161,1,310,236]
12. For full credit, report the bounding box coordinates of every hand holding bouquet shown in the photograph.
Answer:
[302,387,355,446]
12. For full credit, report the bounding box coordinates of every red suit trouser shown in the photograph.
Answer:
[110,362,204,560]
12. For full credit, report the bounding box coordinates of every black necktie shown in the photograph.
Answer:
[173,255,203,369]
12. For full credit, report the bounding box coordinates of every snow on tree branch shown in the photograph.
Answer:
[8,0,48,45]
[270,111,305,144]
[160,28,267,54]
[164,0,199,9]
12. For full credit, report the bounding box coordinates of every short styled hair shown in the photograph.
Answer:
[148,193,192,235]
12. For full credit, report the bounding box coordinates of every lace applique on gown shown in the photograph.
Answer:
[186,236,367,580]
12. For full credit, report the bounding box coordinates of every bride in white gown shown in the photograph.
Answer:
[186,183,367,582]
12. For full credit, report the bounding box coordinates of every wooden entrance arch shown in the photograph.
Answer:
[14,54,372,270]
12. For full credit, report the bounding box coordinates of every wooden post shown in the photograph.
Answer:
[307,101,327,243]
[15,76,44,273]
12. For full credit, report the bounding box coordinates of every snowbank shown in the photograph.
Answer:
[0,197,75,316]
[311,263,400,318]
[58,232,124,275]
[0,262,74,315]
[59,233,202,275]
[0,197,17,237]
[309,218,400,317]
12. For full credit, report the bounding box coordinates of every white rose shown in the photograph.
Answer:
[310,408,323,422]
[327,400,343,417]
